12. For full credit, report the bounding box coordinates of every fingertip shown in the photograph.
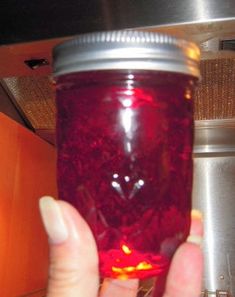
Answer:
[40,199,99,297]
[39,197,99,268]
[191,209,203,221]
[190,209,204,238]
[39,196,69,244]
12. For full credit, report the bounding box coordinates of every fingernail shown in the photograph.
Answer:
[187,235,203,246]
[39,196,68,244]
[191,209,203,221]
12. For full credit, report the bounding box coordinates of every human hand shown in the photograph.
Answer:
[39,196,203,297]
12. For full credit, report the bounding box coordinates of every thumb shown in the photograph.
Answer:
[39,196,99,297]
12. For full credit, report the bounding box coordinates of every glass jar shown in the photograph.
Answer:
[53,31,200,280]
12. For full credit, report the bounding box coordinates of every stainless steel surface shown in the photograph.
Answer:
[53,31,200,77]
[193,119,235,296]
[1,0,235,46]
[108,0,235,29]
[1,1,235,77]
[194,120,235,153]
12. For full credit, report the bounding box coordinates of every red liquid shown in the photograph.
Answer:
[56,71,196,279]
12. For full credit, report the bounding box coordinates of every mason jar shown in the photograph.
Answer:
[53,30,200,280]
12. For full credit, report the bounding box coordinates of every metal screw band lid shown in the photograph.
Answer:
[53,30,200,78]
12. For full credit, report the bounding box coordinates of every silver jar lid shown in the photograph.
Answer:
[53,30,200,78]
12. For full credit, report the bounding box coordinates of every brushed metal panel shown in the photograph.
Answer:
[193,155,235,295]
[193,120,235,296]
[194,120,235,153]
[1,0,235,45]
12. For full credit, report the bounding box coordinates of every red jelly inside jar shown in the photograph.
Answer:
[56,70,197,279]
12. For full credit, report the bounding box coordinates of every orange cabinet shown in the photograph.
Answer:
[0,113,57,297]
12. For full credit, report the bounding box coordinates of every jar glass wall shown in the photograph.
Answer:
[56,70,197,279]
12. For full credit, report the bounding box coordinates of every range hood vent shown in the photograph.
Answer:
[1,0,235,77]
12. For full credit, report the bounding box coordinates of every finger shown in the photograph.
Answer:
[39,196,99,297]
[99,279,139,297]
[162,242,203,297]
[162,210,203,297]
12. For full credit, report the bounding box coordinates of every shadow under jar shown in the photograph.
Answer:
[53,31,200,280]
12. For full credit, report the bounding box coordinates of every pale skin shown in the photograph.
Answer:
[39,197,203,297]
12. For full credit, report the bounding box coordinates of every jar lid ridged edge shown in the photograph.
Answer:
[53,30,200,77]
[54,30,198,49]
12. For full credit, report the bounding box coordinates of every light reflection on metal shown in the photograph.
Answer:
[205,160,216,291]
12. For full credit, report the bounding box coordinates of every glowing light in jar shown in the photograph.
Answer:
[122,244,132,255]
